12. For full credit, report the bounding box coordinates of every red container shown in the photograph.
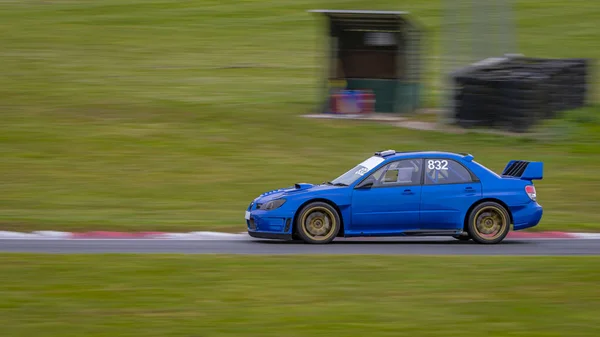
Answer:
[329,90,375,114]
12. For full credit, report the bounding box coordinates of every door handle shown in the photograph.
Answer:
[402,189,414,195]
[464,187,474,191]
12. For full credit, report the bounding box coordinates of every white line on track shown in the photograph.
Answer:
[1,231,600,241]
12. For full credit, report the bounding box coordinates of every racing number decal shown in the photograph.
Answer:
[356,167,369,176]
[427,160,448,171]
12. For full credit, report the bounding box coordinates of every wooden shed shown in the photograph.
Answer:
[309,9,424,114]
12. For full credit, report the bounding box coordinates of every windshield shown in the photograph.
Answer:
[329,156,385,186]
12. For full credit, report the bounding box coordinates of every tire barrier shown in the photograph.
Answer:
[450,57,592,132]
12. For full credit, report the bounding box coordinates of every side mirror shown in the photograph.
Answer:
[356,176,375,189]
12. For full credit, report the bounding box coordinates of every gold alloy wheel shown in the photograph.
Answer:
[472,206,508,240]
[300,206,337,242]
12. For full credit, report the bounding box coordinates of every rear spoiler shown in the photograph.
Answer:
[501,160,543,180]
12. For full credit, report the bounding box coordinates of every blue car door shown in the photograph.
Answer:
[419,158,482,230]
[351,159,423,234]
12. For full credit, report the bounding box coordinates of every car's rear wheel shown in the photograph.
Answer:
[467,201,511,244]
[295,202,340,244]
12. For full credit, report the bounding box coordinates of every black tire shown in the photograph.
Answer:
[294,201,341,244]
[467,201,511,244]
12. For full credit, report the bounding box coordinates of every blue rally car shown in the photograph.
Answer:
[245,150,543,244]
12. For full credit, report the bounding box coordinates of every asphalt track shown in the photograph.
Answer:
[1,236,599,255]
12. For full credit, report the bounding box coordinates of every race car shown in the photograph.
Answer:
[245,150,543,244]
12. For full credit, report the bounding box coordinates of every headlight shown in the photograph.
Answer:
[259,199,286,210]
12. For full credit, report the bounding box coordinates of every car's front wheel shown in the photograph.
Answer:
[295,201,340,244]
[467,201,511,244]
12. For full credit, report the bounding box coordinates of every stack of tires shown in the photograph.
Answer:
[450,56,591,133]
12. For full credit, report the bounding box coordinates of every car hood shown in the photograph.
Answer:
[253,183,344,203]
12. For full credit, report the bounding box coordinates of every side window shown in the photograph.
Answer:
[424,159,473,185]
[369,159,422,187]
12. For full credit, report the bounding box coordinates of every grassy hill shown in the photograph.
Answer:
[1,0,599,232]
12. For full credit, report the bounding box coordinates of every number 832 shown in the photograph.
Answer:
[427,159,448,170]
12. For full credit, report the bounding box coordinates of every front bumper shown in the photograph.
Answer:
[247,231,293,240]
[512,202,543,231]
[245,206,295,240]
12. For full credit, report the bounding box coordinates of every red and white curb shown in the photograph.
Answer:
[0,231,252,240]
[0,230,599,240]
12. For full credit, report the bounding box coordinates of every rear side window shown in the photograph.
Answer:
[424,159,474,185]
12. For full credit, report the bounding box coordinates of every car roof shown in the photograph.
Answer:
[374,150,474,162]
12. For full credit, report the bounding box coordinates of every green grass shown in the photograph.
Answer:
[1,254,599,336]
[1,0,599,232]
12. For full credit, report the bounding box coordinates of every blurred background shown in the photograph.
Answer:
[0,1,599,335]
[1,0,598,233]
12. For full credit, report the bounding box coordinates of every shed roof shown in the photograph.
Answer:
[308,9,421,31]
[308,9,410,17]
